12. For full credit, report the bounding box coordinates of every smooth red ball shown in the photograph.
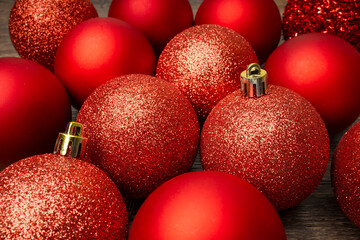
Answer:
[54,17,156,108]
[265,33,360,134]
[9,0,98,71]
[195,0,281,64]
[0,57,71,170]
[201,85,330,210]
[77,74,200,199]
[108,0,193,56]
[156,24,258,124]
[129,171,287,240]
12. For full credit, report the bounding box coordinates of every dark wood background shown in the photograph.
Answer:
[0,0,359,239]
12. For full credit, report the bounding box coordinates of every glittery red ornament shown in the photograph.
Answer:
[0,57,71,170]
[76,74,199,199]
[265,33,360,135]
[129,171,287,240]
[156,24,258,124]
[8,0,98,71]
[108,0,193,56]
[201,64,330,210]
[54,17,156,108]
[195,0,281,64]
[283,0,360,51]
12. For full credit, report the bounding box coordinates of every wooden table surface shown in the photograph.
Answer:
[1,0,359,239]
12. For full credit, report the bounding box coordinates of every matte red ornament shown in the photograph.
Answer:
[54,17,156,108]
[77,74,199,199]
[265,33,360,134]
[156,24,258,124]
[129,171,287,240]
[332,121,360,228]
[0,57,71,170]
[108,0,193,56]
[195,0,281,64]
[283,0,360,51]
[201,64,330,210]
[8,0,98,71]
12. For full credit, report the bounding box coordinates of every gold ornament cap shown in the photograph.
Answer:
[54,122,87,158]
[240,63,268,97]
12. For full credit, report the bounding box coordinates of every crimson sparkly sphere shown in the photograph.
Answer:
[108,0,193,56]
[156,24,258,123]
[195,0,281,63]
[265,33,360,134]
[54,17,156,108]
[0,57,71,170]
[129,171,286,240]
[9,0,98,71]
[77,74,199,199]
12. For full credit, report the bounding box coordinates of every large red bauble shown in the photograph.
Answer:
[265,33,360,134]
[0,57,71,170]
[77,74,199,199]
[54,17,156,108]
[156,24,258,124]
[332,121,360,228]
[129,171,287,240]
[0,153,128,239]
[201,85,330,210]
[9,0,98,71]
[108,0,193,56]
[195,0,281,64]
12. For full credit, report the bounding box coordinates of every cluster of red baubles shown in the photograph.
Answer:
[1,0,360,239]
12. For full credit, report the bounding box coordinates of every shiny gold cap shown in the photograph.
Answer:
[240,63,268,97]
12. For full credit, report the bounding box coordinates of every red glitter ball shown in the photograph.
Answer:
[201,85,330,210]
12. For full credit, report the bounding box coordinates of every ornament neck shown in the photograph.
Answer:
[240,63,268,97]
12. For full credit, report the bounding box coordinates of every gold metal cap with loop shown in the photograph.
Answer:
[240,63,268,97]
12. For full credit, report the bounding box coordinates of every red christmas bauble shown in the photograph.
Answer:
[265,33,360,134]
[108,0,193,56]
[0,57,71,170]
[77,74,199,199]
[283,0,360,51]
[195,0,281,64]
[129,171,287,240]
[156,24,258,124]
[332,121,360,228]
[54,17,156,108]
[9,0,98,71]
[0,153,128,239]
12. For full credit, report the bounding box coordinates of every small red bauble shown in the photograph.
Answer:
[77,74,199,199]
[156,24,258,123]
[332,121,360,228]
[108,0,193,56]
[265,33,360,134]
[129,171,287,240]
[54,17,156,108]
[9,0,98,71]
[0,57,71,170]
[195,0,281,63]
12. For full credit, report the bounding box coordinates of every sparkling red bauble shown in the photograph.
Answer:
[283,0,360,51]
[9,0,98,71]
[54,17,156,108]
[0,57,71,170]
[129,171,286,240]
[195,0,281,63]
[265,33,360,134]
[108,0,193,56]
[77,74,199,199]
[156,24,258,124]
[332,121,360,228]
[201,85,330,210]
[0,153,128,239]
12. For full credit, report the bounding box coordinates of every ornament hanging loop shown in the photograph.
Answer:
[240,63,268,97]
[54,122,87,158]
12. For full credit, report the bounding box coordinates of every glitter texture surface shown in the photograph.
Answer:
[8,0,98,71]
[283,0,360,51]
[332,122,360,228]
[156,24,258,124]
[0,154,128,239]
[77,74,200,199]
[201,85,330,210]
